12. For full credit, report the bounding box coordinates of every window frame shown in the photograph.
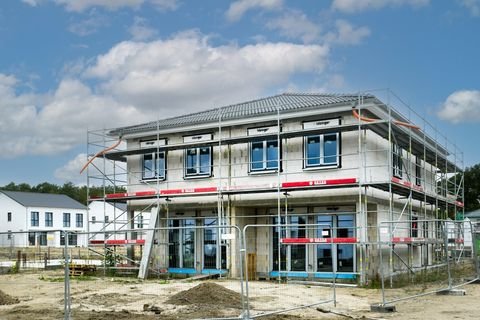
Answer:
[142,151,167,181]
[76,213,83,228]
[184,146,213,178]
[45,212,53,227]
[415,157,422,186]
[303,132,340,169]
[392,144,403,178]
[31,211,39,227]
[249,138,281,173]
[63,212,71,228]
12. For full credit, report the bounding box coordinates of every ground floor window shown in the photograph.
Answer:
[60,233,78,246]
[272,213,355,273]
[272,216,307,271]
[28,232,48,246]
[204,218,227,269]
[168,219,195,269]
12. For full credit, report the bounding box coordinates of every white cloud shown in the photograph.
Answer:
[54,152,127,185]
[461,0,480,17]
[68,10,109,36]
[54,0,144,12]
[84,30,329,114]
[22,0,44,6]
[438,90,480,123]
[226,0,283,22]
[266,9,321,43]
[0,31,329,159]
[326,20,371,45]
[128,16,158,41]
[150,0,179,11]
[331,0,429,13]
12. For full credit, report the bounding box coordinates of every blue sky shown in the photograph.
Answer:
[0,0,479,186]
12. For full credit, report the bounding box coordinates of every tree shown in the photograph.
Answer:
[463,163,480,212]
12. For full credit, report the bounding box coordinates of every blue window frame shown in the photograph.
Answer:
[305,133,339,168]
[63,213,71,228]
[185,147,212,177]
[31,211,39,227]
[250,139,279,172]
[76,213,83,228]
[143,152,166,180]
[45,212,53,227]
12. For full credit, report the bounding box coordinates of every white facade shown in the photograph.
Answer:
[0,192,87,247]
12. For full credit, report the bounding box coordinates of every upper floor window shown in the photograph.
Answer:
[92,216,96,224]
[7,212,11,222]
[184,134,213,178]
[185,147,212,177]
[31,211,39,227]
[45,212,53,227]
[137,214,144,228]
[393,144,403,178]
[63,212,71,228]
[248,126,280,173]
[76,213,83,228]
[303,118,340,169]
[143,152,166,180]
[304,133,339,168]
[250,139,279,172]
[415,157,422,186]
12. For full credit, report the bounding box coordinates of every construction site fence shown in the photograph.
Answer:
[376,219,479,307]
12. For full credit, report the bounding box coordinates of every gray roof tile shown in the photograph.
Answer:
[0,190,86,210]
[110,93,371,136]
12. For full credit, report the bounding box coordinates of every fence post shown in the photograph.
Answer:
[443,222,452,290]
[64,231,71,320]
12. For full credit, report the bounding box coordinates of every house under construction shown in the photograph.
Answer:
[85,91,464,284]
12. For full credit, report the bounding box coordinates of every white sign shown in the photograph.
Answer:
[303,118,340,130]
[140,139,166,148]
[247,126,279,136]
[221,233,235,240]
[184,134,212,143]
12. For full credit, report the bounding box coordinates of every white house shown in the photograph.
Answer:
[90,93,464,282]
[0,190,88,247]
[89,201,147,241]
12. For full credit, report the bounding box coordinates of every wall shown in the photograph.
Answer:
[0,193,27,246]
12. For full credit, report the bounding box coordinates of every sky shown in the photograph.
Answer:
[0,0,479,186]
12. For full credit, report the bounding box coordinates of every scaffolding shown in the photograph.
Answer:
[85,90,464,284]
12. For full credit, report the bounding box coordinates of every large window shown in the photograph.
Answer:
[272,216,307,272]
[316,214,355,273]
[393,144,403,178]
[305,133,339,168]
[137,214,144,228]
[143,152,166,180]
[250,139,279,172]
[168,219,195,269]
[63,213,71,228]
[185,147,212,177]
[45,212,53,227]
[203,218,226,269]
[31,211,39,227]
[60,233,77,246]
[76,213,83,228]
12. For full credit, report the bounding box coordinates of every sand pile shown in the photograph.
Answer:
[0,289,19,305]
[166,282,243,309]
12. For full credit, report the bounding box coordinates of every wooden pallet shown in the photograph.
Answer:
[69,264,96,277]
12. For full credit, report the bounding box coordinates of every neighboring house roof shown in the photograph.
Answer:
[465,209,480,220]
[110,93,373,136]
[0,190,86,210]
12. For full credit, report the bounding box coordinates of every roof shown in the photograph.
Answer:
[465,209,480,219]
[110,93,372,136]
[0,190,86,210]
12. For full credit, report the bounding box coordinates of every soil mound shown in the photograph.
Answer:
[166,282,242,309]
[0,289,19,305]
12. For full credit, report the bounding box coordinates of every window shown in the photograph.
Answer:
[7,230,12,240]
[185,147,212,177]
[45,212,53,227]
[250,139,279,172]
[39,232,47,246]
[28,232,35,246]
[105,215,109,223]
[415,157,422,186]
[411,216,418,238]
[76,213,83,228]
[272,216,306,271]
[168,219,196,269]
[137,214,144,228]
[60,233,77,246]
[31,211,39,227]
[92,216,96,224]
[7,212,12,222]
[305,133,339,168]
[63,213,71,228]
[142,152,166,180]
[392,144,403,177]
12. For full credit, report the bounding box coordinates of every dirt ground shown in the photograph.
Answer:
[0,271,479,319]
